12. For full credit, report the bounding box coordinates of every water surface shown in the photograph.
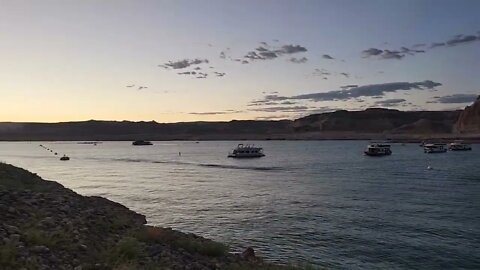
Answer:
[1,141,479,269]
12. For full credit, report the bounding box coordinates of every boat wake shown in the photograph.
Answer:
[108,158,284,172]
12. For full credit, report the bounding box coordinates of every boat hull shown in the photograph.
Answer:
[364,151,391,156]
[228,154,265,158]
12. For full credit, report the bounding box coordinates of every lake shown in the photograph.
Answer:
[1,141,479,269]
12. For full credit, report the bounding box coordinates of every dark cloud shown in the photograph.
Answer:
[446,35,478,46]
[189,110,242,115]
[289,57,308,64]
[219,52,226,59]
[260,41,269,46]
[214,72,226,77]
[262,81,442,102]
[431,94,478,104]
[242,43,307,62]
[280,101,297,105]
[250,106,310,113]
[363,46,425,60]
[278,44,307,54]
[241,60,249,64]
[341,84,358,89]
[362,48,383,57]
[193,67,201,70]
[160,58,209,69]
[340,72,349,78]
[322,54,334,60]
[412,43,426,48]
[430,42,446,48]
[374,98,406,107]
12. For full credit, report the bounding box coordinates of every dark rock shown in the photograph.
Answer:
[241,247,256,260]
[31,245,50,253]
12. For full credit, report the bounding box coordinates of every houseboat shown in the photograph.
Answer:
[424,143,447,153]
[132,140,153,146]
[449,141,472,151]
[228,144,265,158]
[364,143,392,156]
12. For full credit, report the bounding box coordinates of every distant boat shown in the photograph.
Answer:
[448,140,472,151]
[60,155,70,161]
[424,143,447,153]
[228,144,265,158]
[132,140,153,146]
[364,143,392,156]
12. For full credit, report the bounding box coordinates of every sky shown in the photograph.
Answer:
[0,0,479,122]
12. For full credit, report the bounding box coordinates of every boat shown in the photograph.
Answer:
[132,140,153,146]
[60,155,70,161]
[448,140,472,151]
[228,144,265,158]
[364,143,392,156]
[424,143,447,153]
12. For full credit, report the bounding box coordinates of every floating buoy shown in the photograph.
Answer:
[427,166,432,170]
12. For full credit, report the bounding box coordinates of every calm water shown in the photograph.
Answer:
[1,141,479,269]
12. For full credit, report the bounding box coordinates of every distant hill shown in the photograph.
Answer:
[1,100,479,141]
[293,108,461,134]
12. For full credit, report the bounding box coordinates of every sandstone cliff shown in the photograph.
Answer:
[454,96,480,134]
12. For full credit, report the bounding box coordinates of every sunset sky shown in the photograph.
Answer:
[1,0,479,122]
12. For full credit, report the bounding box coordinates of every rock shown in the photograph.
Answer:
[241,247,256,261]
[9,233,21,243]
[31,245,50,253]
[5,224,19,234]
[454,95,480,133]
[78,244,88,251]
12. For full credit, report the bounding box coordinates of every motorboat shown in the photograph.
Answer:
[60,155,70,161]
[449,140,472,151]
[424,143,447,153]
[364,143,392,156]
[132,140,153,146]
[228,144,265,158]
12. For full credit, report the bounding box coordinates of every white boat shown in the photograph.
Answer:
[424,143,447,153]
[364,143,392,156]
[449,140,472,151]
[228,144,265,158]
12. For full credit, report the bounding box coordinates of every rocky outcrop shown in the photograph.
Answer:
[454,96,480,134]
[0,163,295,270]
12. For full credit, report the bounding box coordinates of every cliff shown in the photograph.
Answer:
[293,108,461,134]
[0,162,300,269]
[454,96,480,134]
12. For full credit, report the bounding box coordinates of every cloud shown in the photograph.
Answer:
[430,42,446,48]
[322,54,334,60]
[219,51,226,59]
[242,43,307,62]
[278,44,307,54]
[446,35,478,46]
[160,58,209,69]
[430,94,478,104]
[362,48,383,57]
[374,98,406,107]
[340,84,358,89]
[189,110,242,115]
[340,72,349,78]
[250,106,310,113]
[289,57,308,64]
[252,81,440,103]
[214,72,226,77]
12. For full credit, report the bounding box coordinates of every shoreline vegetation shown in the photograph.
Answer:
[0,162,314,270]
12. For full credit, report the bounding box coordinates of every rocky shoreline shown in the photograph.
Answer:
[0,162,305,270]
